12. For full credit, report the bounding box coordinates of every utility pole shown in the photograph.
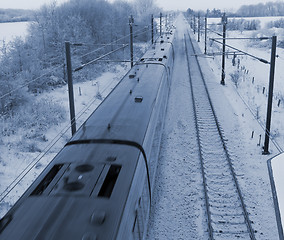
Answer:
[205,16,207,54]
[198,13,200,42]
[65,41,76,136]
[151,14,154,44]
[221,13,227,85]
[263,36,277,154]
[129,15,134,68]
[193,15,196,34]
[160,12,162,36]
[166,14,168,30]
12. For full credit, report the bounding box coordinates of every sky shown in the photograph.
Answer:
[0,0,282,12]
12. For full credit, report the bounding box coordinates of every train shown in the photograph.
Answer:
[0,31,175,240]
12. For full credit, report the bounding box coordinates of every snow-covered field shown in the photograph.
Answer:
[0,21,29,50]
[208,16,284,29]
[203,18,284,154]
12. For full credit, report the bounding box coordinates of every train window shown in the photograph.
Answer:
[135,96,143,103]
[268,153,284,240]
[31,164,64,196]
[98,165,121,198]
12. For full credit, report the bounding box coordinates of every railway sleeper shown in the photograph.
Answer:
[211,222,249,235]
[213,231,251,240]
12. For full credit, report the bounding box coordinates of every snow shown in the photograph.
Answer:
[199,15,284,238]
[147,17,207,239]
[1,13,284,239]
[0,64,128,217]
[0,21,29,49]
[147,14,282,239]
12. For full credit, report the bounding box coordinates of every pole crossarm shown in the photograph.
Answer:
[207,29,223,36]
[210,38,270,64]
[212,37,270,40]
[206,52,245,56]
[74,44,129,72]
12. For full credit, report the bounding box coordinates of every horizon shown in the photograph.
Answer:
[0,0,283,13]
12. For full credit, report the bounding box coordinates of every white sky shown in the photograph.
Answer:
[156,0,283,11]
[0,0,282,12]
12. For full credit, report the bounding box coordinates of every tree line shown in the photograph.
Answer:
[0,9,34,23]
[236,1,284,17]
[187,1,284,18]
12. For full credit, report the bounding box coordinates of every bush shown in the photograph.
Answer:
[230,70,241,88]
[227,19,261,31]
[266,18,284,29]
[2,97,66,141]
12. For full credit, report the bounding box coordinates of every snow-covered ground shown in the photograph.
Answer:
[0,64,129,217]
[197,16,284,238]
[1,13,284,239]
[147,15,283,239]
[203,18,284,154]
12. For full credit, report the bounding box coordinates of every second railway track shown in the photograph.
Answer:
[184,31,256,240]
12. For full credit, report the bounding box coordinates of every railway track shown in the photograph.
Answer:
[184,31,256,240]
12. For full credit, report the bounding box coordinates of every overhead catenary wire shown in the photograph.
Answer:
[75,23,151,60]
[206,30,282,152]
[0,73,123,203]
[0,21,152,101]
[232,85,283,153]
[133,28,152,39]
[0,19,156,201]
[207,28,223,37]
[0,64,64,100]
[0,24,156,200]
[74,44,129,72]
[211,38,270,64]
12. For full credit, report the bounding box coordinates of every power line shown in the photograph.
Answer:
[211,38,270,64]
[77,24,151,60]
[0,73,123,203]
[0,64,64,100]
[233,86,283,153]
[0,22,152,101]
[74,44,129,72]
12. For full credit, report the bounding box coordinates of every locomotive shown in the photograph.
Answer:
[0,31,175,240]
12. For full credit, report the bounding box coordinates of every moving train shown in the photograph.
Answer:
[0,31,175,240]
